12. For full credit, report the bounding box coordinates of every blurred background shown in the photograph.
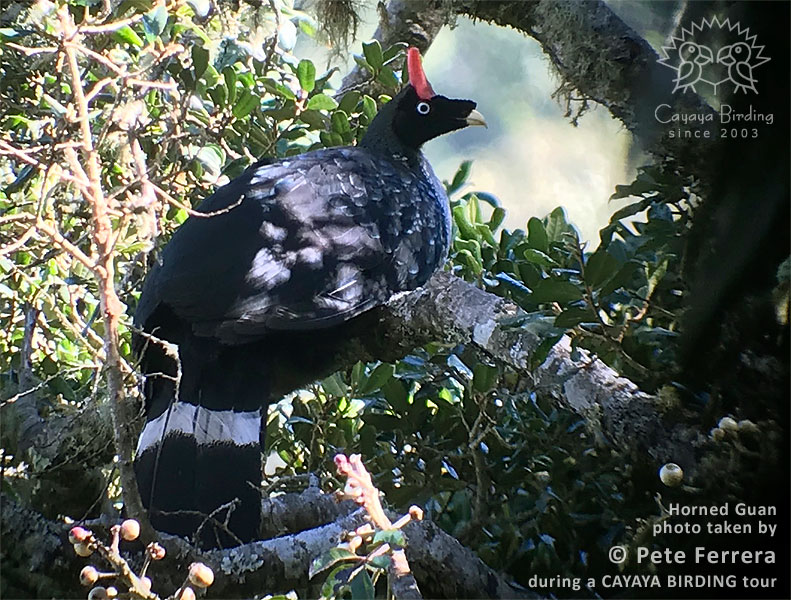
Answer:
[295,2,680,243]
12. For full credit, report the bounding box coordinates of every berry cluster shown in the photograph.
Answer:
[69,520,213,600]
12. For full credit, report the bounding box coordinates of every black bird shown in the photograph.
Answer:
[133,47,485,547]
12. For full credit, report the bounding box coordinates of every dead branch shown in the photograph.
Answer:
[56,4,153,541]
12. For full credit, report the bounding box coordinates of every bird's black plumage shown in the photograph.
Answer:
[134,48,484,547]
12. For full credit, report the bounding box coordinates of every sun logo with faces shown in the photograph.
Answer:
[657,16,770,96]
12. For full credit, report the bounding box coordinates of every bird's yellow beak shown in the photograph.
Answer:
[466,109,488,128]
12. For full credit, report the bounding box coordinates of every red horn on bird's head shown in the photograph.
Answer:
[407,47,435,100]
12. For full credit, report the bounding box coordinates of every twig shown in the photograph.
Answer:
[334,454,424,599]
[77,9,150,34]
[0,224,36,257]
[34,218,96,272]
[57,4,154,541]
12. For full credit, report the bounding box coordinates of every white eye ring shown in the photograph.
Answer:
[416,101,431,115]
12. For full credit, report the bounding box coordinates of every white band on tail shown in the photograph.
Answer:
[136,403,261,454]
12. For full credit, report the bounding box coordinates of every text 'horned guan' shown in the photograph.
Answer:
[133,47,486,547]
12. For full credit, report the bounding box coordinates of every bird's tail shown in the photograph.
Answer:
[134,330,267,548]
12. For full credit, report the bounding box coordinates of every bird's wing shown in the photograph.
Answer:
[138,148,449,344]
[735,60,756,84]
[675,60,697,85]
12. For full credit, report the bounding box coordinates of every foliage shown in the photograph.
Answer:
[265,161,697,595]
[0,1,773,599]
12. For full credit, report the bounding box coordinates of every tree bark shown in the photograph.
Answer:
[1,489,530,599]
[338,0,716,181]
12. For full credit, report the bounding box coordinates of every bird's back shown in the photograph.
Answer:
[134,146,451,546]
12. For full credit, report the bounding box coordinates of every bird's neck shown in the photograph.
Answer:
[359,89,422,165]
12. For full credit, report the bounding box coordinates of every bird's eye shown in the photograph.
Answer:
[416,101,431,115]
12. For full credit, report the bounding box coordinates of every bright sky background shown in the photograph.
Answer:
[420,17,637,244]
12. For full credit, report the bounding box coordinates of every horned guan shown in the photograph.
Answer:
[133,47,485,547]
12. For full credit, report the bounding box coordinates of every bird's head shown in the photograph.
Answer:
[717,42,750,66]
[362,47,486,153]
[680,42,713,66]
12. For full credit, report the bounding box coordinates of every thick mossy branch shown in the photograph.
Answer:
[341,0,716,180]
[377,271,702,468]
[337,0,448,95]
[1,489,529,599]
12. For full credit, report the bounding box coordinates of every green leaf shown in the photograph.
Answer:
[456,239,482,263]
[309,547,360,578]
[523,248,557,268]
[600,260,640,296]
[448,160,472,195]
[382,42,408,64]
[299,18,317,37]
[361,363,394,395]
[527,217,549,253]
[275,83,296,101]
[142,4,168,40]
[223,67,237,104]
[372,529,405,547]
[331,110,351,135]
[530,279,584,304]
[208,84,227,108]
[362,413,402,431]
[320,564,354,599]
[383,381,409,415]
[475,223,496,246]
[49,376,76,401]
[41,355,58,375]
[457,249,483,275]
[646,257,669,296]
[545,207,574,244]
[453,205,479,240]
[350,570,375,600]
[232,89,258,118]
[203,64,219,87]
[473,363,498,393]
[315,67,339,91]
[353,54,372,73]
[362,40,384,71]
[322,372,347,397]
[488,207,506,231]
[192,45,209,80]
[299,109,328,128]
[281,127,307,140]
[297,59,316,92]
[306,94,338,111]
[179,69,196,92]
[369,555,391,570]
[496,272,532,296]
[113,25,144,48]
[376,66,399,89]
[196,144,224,175]
[361,95,377,121]
[608,198,650,221]
[320,131,344,147]
[0,28,25,40]
[555,306,597,328]
[338,90,361,114]
[585,249,619,289]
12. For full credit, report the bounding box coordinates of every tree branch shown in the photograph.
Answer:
[456,0,715,173]
[342,0,715,180]
[337,0,447,94]
[56,5,153,541]
[378,272,700,468]
[1,488,528,599]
